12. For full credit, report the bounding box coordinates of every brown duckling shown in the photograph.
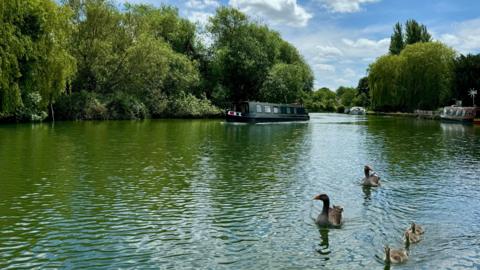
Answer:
[384,245,408,264]
[408,222,425,235]
[404,228,421,246]
[313,194,343,226]
[362,165,380,187]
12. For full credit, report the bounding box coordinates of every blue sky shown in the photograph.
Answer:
[120,0,480,90]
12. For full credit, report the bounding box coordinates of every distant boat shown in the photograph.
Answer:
[348,107,366,115]
[440,106,477,122]
[226,101,309,123]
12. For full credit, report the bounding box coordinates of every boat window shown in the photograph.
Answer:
[256,104,262,113]
[297,108,305,114]
[281,107,287,114]
[264,106,271,113]
[273,106,279,113]
[289,107,295,114]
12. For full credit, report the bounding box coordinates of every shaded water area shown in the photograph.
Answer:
[1,114,479,269]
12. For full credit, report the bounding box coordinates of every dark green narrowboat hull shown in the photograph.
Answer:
[226,114,309,123]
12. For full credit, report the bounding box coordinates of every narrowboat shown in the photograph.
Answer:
[226,101,309,123]
[440,106,477,122]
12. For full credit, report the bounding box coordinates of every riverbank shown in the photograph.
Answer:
[366,109,441,120]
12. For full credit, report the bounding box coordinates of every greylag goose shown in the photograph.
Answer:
[362,165,380,187]
[313,194,343,226]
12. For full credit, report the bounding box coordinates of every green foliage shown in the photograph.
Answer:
[0,0,76,117]
[369,54,406,111]
[303,87,339,112]
[336,87,357,108]
[389,22,404,55]
[400,42,455,110]
[369,42,455,111]
[124,4,197,56]
[54,90,107,120]
[168,93,223,118]
[356,76,370,107]
[1,2,311,121]
[208,7,313,103]
[68,0,200,97]
[16,92,48,122]
[106,92,148,120]
[405,20,431,45]
[388,20,431,55]
[260,63,313,103]
[453,54,480,106]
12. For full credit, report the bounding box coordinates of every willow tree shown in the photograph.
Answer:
[0,0,75,119]
[400,42,455,110]
[369,42,455,111]
[368,55,405,111]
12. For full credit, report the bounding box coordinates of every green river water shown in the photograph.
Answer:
[1,113,479,269]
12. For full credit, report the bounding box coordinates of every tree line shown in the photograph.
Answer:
[367,20,479,112]
[0,0,313,121]
[306,20,480,114]
[2,1,478,122]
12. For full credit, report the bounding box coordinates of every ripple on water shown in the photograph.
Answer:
[0,115,479,269]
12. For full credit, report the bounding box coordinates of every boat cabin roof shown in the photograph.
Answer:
[235,101,305,108]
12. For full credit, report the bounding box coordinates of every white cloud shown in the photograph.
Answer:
[285,27,388,89]
[188,11,214,25]
[186,0,219,9]
[229,0,313,27]
[316,45,343,58]
[437,18,480,54]
[315,63,336,72]
[319,0,380,13]
[342,37,389,49]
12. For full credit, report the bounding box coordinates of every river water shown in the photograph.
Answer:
[1,114,479,269]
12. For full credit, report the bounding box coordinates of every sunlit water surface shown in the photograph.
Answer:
[1,114,479,269]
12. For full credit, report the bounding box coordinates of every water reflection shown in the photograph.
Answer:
[362,186,372,201]
[0,115,479,269]
[315,228,330,256]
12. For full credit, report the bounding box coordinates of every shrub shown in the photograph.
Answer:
[16,92,48,122]
[55,91,107,120]
[168,92,223,118]
[106,92,148,120]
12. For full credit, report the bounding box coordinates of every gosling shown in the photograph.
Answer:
[408,222,425,235]
[384,245,408,264]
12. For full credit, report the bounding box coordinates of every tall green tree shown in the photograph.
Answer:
[400,42,454,110]
[369,42,455,111]
[356,76,370,107]
[303,87,338,112]
[67,1,200,96]
[368,54,405,111]
[389,22,404,55]
[405,19,431,45]
[208,7,313,103]
[0,0,76,119]
[388,20,431,55]
[452,54,480,106]
[259,63,313,103]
